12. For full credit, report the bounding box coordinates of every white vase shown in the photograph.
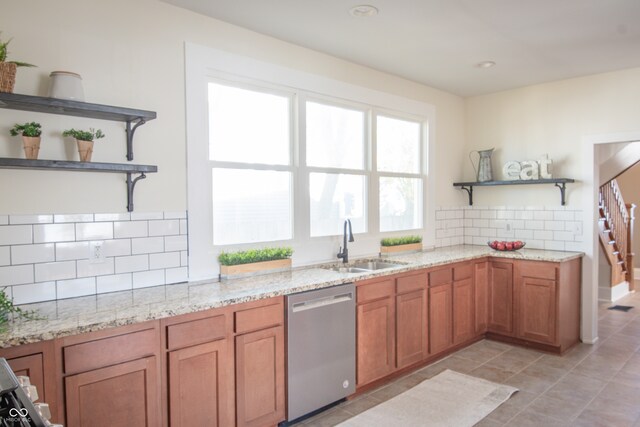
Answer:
[48,71,85,101]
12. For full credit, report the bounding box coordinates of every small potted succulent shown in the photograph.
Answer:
[10,122,42,159]
[62,128,105,162]
[0,33,36,93]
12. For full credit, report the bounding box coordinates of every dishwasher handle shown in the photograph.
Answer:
[291,292,354,313]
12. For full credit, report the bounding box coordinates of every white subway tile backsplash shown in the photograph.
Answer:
[496,229,515,239]
[0,216,7,225]
[524,220,544,230]
[102,239,131,257]
[0,225,33,245]
[0,265,34,286]
[514,211,533,220]
[526,240,544,249]
[115,255,149,273]
[12,282,56,305]
[533,211,554,221]
[480,210,497,220]
[94,213,131,222]
[554,231,575,241]
[435,211,446,220]
[56,242,90,261]
[54,213,94,223]
[114,221,148,238]
[77,258,115,278]
[97,273,133,293]
[149,220,180,237]
[544,221,565,231]
[496,210,515,220]
[564,242,584,252]
[11,244,55,265]
[35,261,76,282]
[544,241,565,251]
[553,211,574,221]
[132,237,164,255]
[181,251,188,267]
[34,224,74,243]
[150,252,181,270]
[166,267,188,284]
[57,277,96,299]
[9,214,53,225]
[465,210,481,219]
[480,228,497,237]
[514,229,534,239]
[472,219,489,228]
[534,230,554,240]
[133,270,165,289]
[180,219,188,235]
[76,222,113,241]
[130,212,164,220]
[0,247,9,266]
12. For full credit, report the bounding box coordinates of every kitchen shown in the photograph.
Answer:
[1,0,640,426]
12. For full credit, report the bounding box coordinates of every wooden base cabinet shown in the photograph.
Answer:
[453,264,475,344]
[474,261,489,334]
[396,287,428,368]
[488,261,514,335]
[65,356,159,427]
[429,283,453,354]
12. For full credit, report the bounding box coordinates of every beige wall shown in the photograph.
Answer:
[465,67,640,208]
[0,0,465,214]
[616,161,640,269]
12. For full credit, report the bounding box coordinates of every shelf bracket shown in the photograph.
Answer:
[459,185,473,206]
[555,182,568,206]
[126,172,147,212]
[126,119,147,161]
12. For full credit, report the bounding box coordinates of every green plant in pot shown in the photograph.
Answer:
[10,122,42,160]
[0,288,42,332]
[0,32,36,93]
[62,128,105,162]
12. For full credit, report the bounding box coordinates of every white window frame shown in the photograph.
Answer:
[186,43,436,280]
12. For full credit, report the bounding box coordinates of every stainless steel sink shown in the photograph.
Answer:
[352,261,404,270]
[328,267,371,273]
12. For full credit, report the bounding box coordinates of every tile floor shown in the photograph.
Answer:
[298,285,640,426]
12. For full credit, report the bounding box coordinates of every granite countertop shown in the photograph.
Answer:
[0,245,583,347]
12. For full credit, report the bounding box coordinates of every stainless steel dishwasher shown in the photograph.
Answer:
[286,283,356,422]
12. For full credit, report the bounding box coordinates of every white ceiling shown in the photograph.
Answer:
[162,0,640,97]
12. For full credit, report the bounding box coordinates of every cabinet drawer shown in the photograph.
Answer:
[454,263,472,281]
[167,315,227,350]
[357,279,394,303]
[396,272,427,294]
[518,261,557,280]
[63,327,158,374]
[429,267,452,287]
[235,302,284,334]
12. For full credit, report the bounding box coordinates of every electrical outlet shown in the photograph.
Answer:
[89,241,105,264]
[572,222,583,235]
[505,221,512,232]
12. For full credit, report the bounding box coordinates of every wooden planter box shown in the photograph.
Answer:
[380,243,422,254]
[220,258,292,276]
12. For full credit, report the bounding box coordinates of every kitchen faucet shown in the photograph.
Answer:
[337,219,354,264]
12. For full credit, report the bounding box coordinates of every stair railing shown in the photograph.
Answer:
[599,179,629,278]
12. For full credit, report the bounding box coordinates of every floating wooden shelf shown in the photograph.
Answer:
[0,93,158,211]
[0,92,156,161]
[453,178,575,206]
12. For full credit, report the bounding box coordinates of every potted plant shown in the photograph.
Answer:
[218,246,293,277]
[380,235,423,254]
[0,33,36,93]
[62,128,105,162]
[0,288,41,332]
[9,122,42,160]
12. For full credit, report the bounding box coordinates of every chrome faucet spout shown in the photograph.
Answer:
[337,219,354,264]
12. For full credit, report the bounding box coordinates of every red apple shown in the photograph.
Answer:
[496,242,505,251]
[505,242,514,250]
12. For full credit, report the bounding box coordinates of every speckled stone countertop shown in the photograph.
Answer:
[0,245,583,347]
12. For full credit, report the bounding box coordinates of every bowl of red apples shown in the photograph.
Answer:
[488,240,525,251]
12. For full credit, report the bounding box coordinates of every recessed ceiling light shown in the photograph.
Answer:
[476,61,496,69]
[350,5,378,18]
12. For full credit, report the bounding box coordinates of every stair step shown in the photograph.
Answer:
[617,261,625,265]
[613,251,620,255]
[609,240,616,245]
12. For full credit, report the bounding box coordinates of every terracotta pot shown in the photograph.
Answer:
[22,136,41,160]
[76,139,94,162]
[0,62,17,93]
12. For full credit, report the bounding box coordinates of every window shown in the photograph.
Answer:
[376,115,423,232]
[306,101,367,237]
[186,44,434,277]
[208,82,293,245]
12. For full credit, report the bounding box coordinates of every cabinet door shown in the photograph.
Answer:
[488,261,514,335]
[396,288,428,368]
[6,353,45,401]
[357,297,395,385]
[235,326,285,427]
[65,356,159,427]
[168,340,232,427]
[429,284,453,354]
[474,261,489,334]
[516,276,558,345]
[453,278,475,344]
